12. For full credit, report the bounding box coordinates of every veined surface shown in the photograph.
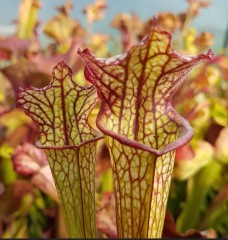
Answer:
[109,137,175,238]
[80,27,213,237]
[17,61,102,148]
[79,28,212,154]
[46,144,96,238]
[17,62,103,238]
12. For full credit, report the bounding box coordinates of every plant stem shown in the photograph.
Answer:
[177,159,222,232]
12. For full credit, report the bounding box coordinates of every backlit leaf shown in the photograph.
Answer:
[17,61,103,238]
[79,26,213,238]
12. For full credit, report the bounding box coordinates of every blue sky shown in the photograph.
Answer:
[0,0,228,50]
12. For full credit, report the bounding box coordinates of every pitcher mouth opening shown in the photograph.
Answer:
[96,103,193,156]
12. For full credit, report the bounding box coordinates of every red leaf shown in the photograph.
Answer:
[12,143,47,176]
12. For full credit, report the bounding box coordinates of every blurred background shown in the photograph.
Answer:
[0,0,227,238]
[1,0,228,51]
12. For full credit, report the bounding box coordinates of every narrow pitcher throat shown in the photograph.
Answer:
[96,106,193,156]
[108,129,177,238]
[35,132,103,150]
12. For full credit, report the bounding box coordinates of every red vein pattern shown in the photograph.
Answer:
[17,61,103,238]
[79,27,213,238]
